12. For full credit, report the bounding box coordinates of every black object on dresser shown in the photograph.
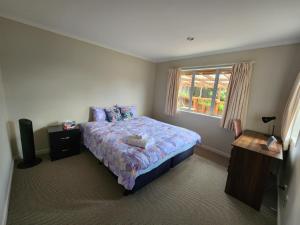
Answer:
[48,125,81,160]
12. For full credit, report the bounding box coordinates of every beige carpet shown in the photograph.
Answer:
[7,151,276,225]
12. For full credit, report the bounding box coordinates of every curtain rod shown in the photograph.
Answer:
[179,61,255,71]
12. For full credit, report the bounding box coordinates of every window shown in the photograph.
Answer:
[290,105,300,148]
[177,66,232,117]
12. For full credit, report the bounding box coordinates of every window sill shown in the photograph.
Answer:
[177,109,222,119]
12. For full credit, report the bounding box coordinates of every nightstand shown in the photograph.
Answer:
[48,125,81,160]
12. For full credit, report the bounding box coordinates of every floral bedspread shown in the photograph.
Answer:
[82,116,201,190]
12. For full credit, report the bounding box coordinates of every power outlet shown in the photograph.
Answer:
[279,184,288,191]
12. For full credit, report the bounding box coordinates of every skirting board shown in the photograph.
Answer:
[200,144,231,158]
[1,159,14,225]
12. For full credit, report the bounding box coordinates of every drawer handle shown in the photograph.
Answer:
[61,148,70,152]
[60,136,70,140]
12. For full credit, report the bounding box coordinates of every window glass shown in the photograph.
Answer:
[291,106,300,143]
[177,67,232,117]
[178,73,192,111]
[191,70,217,114]
[212,69,231,116]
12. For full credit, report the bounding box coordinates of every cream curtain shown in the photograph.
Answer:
[165,68,181,116]
[281,72,300,150]
[220,62,253,130]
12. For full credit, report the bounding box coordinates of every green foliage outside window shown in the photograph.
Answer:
[198,98,212,107]
[218,103,225,112]
[220,90,227,101]
[179,87,189,98]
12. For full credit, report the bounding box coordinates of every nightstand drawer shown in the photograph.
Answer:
[50,146,80,160]
[49,132,80,151]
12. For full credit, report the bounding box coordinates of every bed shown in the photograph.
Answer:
[82,116,201,193]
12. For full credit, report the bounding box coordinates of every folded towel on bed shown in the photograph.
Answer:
[125,135,153,149]
[129,134,148,140]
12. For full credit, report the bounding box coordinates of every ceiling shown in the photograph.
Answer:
[1,0,300,62]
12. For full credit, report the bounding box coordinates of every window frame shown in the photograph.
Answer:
[177,66,232,118]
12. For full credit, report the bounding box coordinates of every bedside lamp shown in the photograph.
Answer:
[262,116,276,136]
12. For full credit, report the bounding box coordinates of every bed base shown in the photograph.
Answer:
[124,146,194,194]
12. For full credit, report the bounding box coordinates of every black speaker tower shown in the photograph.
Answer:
[18,119,42,169]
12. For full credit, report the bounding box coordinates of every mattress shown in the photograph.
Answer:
[82,116,201,190]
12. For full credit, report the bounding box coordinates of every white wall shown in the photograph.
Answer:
[153,44,300,155]
[0,66,13,225]
[0,17,156,157]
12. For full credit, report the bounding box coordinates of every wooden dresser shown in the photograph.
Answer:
[225,130,283,210]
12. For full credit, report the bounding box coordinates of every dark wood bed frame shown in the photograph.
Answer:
[88,145,195,195]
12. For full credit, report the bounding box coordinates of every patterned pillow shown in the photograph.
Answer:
[91,107,107,122]
[128,106,137,117]
[104,106,122,122]
[119,106,134,120]
[117,105,137,117]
